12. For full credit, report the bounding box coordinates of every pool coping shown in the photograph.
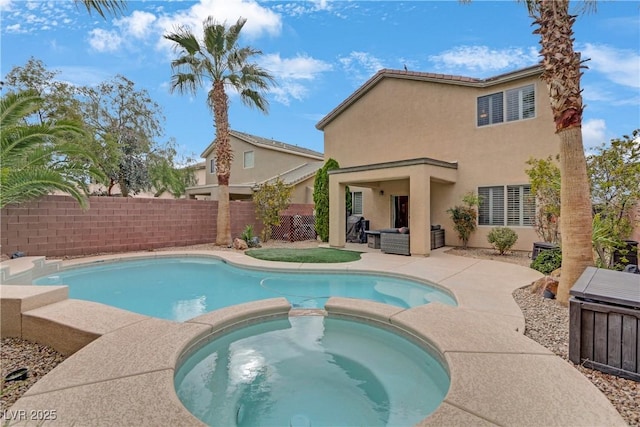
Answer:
[0,249,627,426]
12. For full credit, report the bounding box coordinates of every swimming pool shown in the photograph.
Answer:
[34,256,456,321]
[175,315,450,426]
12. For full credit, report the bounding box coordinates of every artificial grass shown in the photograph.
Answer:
[245,247,362,263]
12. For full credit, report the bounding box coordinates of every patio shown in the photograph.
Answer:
[0,248,627,426]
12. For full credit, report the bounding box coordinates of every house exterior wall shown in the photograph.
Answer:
[289,175,316,205]
[204,136,320,186]
[323,71,558,252]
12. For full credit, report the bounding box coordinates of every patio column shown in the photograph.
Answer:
[328,174,346,248]
[409,166,431,256]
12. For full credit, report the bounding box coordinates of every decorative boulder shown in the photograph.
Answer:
[233,238,248,250]
[531,276,559,296]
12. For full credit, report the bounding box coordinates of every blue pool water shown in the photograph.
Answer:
[34,257,456,321]
[175,316,450,426]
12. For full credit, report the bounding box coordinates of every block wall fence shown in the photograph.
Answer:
[0,195,315,258]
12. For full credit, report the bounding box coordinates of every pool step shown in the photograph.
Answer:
[22,299,148,355]
[0,285,68,338]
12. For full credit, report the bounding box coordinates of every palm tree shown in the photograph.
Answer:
[1,90,103,209]
[76,0,126,18]
[529,0,594,304]
[164,17,275,246]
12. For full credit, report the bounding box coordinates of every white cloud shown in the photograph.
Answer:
[115,10,157,40]
[0,0,13,10]
[88,28,123,53]
[582,118,607,151]
[5,23,21,33]
[581,43,640,89]
[428,45,539,75]
[338,51,386,84]
[259,53,333,105]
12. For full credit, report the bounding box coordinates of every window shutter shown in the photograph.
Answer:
[507,185,535,226]
[506,85,535,122]
[479,186,504,225]
[507,186,521,225]
[352,192,363,215]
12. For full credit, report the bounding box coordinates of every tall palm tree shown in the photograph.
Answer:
[529,0,594,304]
[76,0,126,18]
[164,17,275,246]
[1,90,103,209]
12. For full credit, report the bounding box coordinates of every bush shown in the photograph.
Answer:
[240,225,260,248]
[447,192,481,248]
[487,227,518,255]
[530,248,562,275]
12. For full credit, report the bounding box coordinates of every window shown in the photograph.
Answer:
[478,186,505,226]
[351,191,363,215]
[507,185,535,226]
[506,84,535,122]
[243,151,254,169]
[477,92,503,126]
[479,185,534,226]
[209,159,216,174]
[477,84,535,126]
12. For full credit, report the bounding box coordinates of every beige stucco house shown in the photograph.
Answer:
[186,130,324,204]
[316,65,559,256]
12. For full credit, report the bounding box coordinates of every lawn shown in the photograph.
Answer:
[245,247,362,263]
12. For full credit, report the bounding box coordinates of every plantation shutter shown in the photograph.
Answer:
[507,185,535,226]
[506,84,535,122]
[478,186,504,225]
[352,192,363,215]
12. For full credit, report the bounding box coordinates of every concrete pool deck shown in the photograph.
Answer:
[0,248,627,426]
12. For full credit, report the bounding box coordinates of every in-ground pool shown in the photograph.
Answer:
[175,315,450,426]
[34,256,456,321]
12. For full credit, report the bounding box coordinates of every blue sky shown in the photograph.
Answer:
[1,0,639,160]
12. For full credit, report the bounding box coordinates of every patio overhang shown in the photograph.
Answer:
[328,157,458,256]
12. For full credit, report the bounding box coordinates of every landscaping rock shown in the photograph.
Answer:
[232,238,248,250]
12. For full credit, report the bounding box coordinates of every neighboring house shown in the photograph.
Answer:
[316,65,559,256]
[186,130,324,204]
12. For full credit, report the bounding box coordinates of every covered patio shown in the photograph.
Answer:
[328,157,457,256]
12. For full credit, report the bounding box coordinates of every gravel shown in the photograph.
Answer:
[2,244,637,425]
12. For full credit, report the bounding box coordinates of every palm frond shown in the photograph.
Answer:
[76,0,126,18]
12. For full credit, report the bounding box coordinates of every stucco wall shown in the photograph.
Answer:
[322,72,558,252]
[205,136,321,186]
[0,196,314,258]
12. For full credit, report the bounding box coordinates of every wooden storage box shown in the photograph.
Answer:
[569,267,640,381]
[431,229,445,249]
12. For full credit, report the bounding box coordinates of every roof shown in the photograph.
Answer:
[257,161,324,187]
[316,64,543,130]
[201,129,324,160]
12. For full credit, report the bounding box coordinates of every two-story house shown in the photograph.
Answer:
[186,130,324,204]
[316,65,559,256]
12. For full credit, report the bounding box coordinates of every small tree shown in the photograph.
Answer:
[487,227,519,255]
[447,192,481,248]
[525,156,561,244]
[588,130,640,268]
[253,177,293,242]
[313,158,340,242]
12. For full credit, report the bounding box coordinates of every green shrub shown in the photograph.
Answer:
[487,227,518,255]
[240,225,260,248]
[447,192,481,248]
[530,248,562,275]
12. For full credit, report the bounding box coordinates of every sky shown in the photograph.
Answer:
[1,0,639,161]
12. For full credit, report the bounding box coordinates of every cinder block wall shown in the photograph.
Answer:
[0,196,314,258]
